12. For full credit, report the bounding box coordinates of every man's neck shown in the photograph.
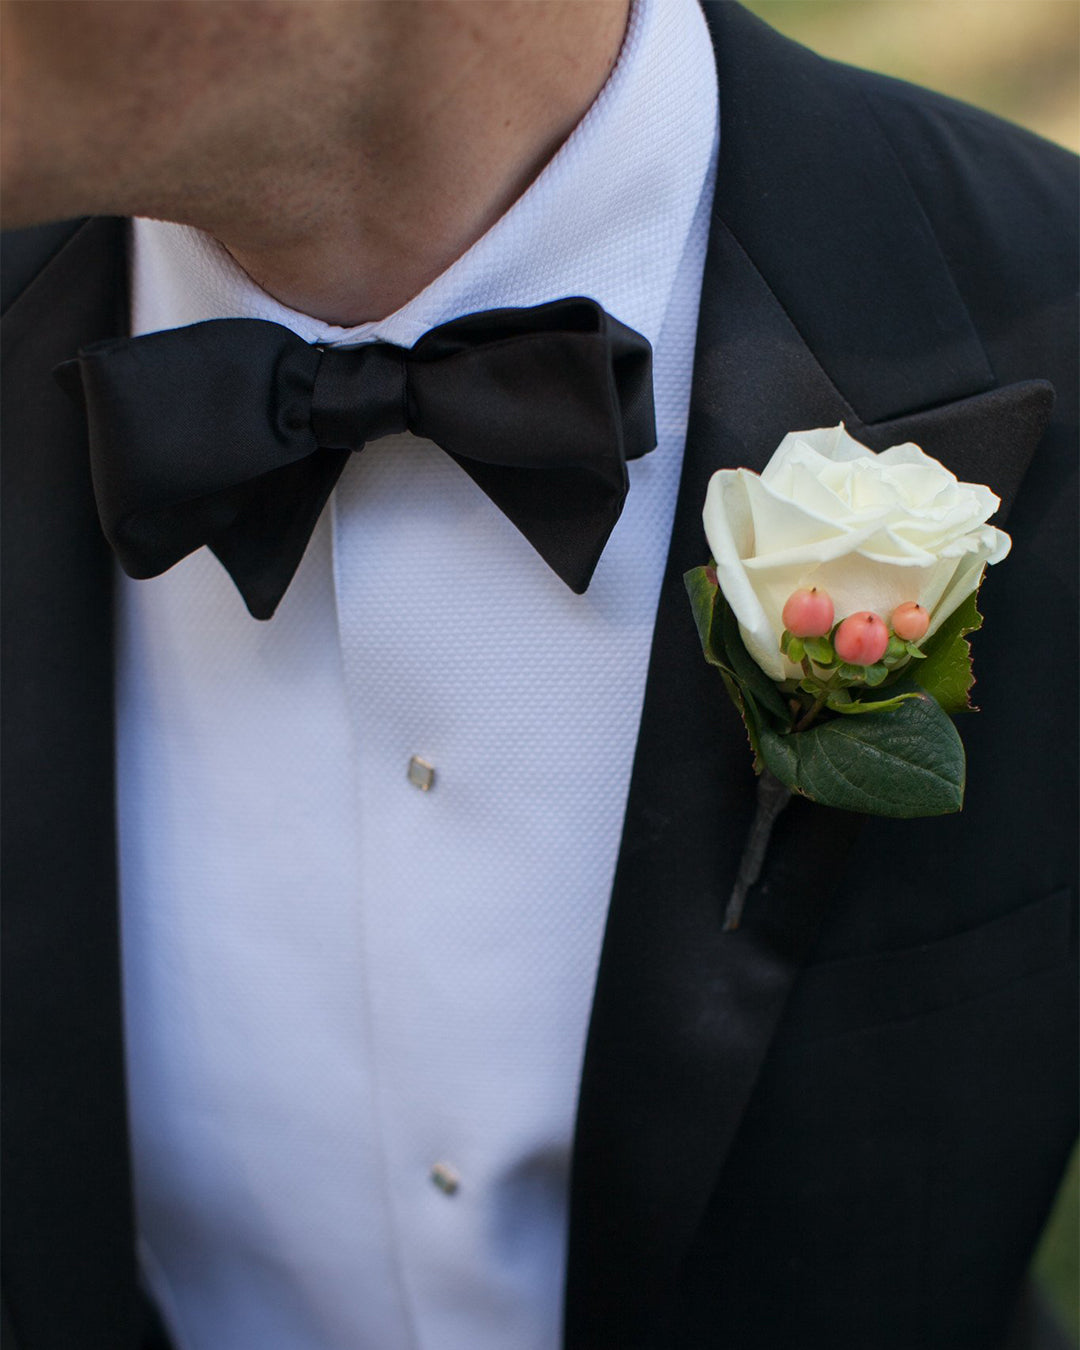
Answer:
[215,3,632,325]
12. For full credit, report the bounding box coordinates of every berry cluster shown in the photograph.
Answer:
[778,588,931,725]
[782,589,928,663]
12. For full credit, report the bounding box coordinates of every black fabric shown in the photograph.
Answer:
[564,6,1077,1348]
[1002,1282,1076,1350]
[0,219,86,316]
[1,218,141,1350]
[2,5,1077,1349]
[562,215,1060,1347]
[60,299,655,618]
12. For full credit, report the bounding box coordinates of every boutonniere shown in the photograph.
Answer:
[685,424,1010,929]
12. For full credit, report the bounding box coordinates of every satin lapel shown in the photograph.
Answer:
[851,380,1055,525]
[565,216,866,1350]
[564,4,1039,1344]
[1,218,142,1345]
[700,2,995,422]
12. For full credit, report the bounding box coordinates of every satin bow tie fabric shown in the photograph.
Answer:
[59,298,656,619]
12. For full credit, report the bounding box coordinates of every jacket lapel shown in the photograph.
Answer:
[1,217,143,1347]
[853,381,1054,525]
[564,5,1051,1345]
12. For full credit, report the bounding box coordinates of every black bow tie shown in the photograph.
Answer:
[58,297,656,619]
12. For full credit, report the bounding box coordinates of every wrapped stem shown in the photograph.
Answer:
[723,769,792,931]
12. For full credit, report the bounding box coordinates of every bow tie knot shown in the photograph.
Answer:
[60,298,656,619]
[309,344,409,448]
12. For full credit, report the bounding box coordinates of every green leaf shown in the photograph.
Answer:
[684,568,793,752]
[803,635,837,666]
[720,669,765,771]
[911,591,984,714]
[863,662,889,687]
[717,594,793,724]
[828,691,923,715]
[757,691,965,818]
[684,566,724,668]
[782,633,806,664]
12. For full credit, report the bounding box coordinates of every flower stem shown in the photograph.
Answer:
[723,770,792,932]
[794,691,828,733]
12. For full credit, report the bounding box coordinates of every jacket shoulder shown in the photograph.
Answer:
[850,60,1077,182]
[840,63,1078,292]
[707,3,1077,291]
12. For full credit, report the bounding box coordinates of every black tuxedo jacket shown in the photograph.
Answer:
[2,5,1077,1348]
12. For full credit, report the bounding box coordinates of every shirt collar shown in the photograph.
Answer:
[131,0,718,358]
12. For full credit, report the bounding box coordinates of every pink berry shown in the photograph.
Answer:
[834,611,889,666]
[781,587,835,638]
[891,601,930,642]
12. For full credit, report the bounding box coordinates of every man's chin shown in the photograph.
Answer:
[0,205,58,231]
[0,178,85,231]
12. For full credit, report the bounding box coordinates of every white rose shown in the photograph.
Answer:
[703,424,1011,682]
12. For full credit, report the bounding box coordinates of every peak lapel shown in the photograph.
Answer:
[700,2,995,422]
[565,210,866,1350]
[1,218,142,1346]
[564,6,1047,1344]
[852,381,1055,524]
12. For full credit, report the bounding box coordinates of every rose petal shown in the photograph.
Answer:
[743,471,849,555]
[704,471,789,680]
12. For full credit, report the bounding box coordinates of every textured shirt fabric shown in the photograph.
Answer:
[117,0,719,1345]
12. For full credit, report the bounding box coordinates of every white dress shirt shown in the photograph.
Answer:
[117,0,719,1345]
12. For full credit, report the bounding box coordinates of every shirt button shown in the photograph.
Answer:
[430,1162,460,1195]
[407,756,436,792]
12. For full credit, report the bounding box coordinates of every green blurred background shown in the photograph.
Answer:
[743,0,1078,150]
[740,3,1078,1341]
